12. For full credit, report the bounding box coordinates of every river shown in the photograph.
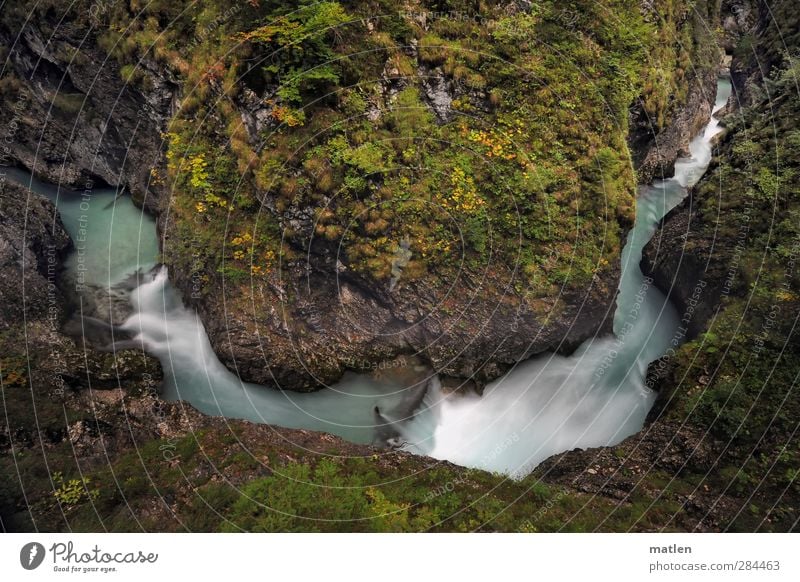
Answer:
[7,77,731,477]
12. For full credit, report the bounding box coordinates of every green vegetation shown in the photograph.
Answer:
[1,424,696,532]
[59,0,714,301]
[649,45,800,529]
[52,472,100,508]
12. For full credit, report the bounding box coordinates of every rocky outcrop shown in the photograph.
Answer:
[720,0,758,53]
[629,0,723,184]
[0,16,176,212]
[187,261,619,391]
[638,0,760,339]
[631,66,721,184]
[0,180,71,328]
[640,189,731,339]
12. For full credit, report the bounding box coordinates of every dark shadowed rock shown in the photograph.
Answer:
[640,191,730,339]
[631,67,721,184]
[0,17,176,213]
[0,180,71,328]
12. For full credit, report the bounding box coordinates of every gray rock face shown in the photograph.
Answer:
[630,68,721,185]
[0,180,71,329]
[639,191,729,339]
[420,66,455,123]
[0,19,176,213]
[181,256,619,391]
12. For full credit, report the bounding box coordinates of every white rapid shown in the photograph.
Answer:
[409,77,732,474]
[11,77,730,478]
[122,267,439,445]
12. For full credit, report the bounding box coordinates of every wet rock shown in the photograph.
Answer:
[631,67,721,184]
[0,19,175,213]
[0,181,71,329]
[640,190,730,340]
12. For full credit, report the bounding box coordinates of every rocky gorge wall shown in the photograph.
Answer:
[0,8,175,213]
[1,0,724,392]
[628,0,800,530]
[2,0,797,533]
[630,0,722,184]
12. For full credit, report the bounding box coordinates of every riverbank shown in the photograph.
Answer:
[2,0,797,532]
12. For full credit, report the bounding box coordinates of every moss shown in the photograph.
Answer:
[644,44,800,530]
[50,92,86,115]
[9,0,790,534]
[85,0,711,299]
